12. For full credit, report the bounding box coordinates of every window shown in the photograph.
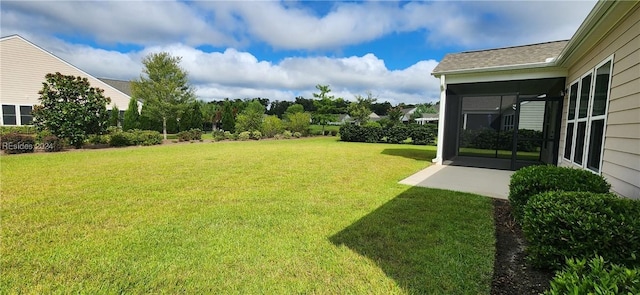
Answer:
[2,105,16,125]
[503,114,514,131]
[20,106,33,125]
[563,57,613,173]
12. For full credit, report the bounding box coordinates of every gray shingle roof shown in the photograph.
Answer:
[432,40,569,74]
[98,78,132,96]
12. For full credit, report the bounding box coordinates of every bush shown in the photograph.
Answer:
[544,256,640,295]
[523,191,640,270]
[293,132,302,138]
[87,134,110,145]
[109,130,162,147]
[283,130,292,139]
[42,135,63,152]
[329,130,338,136]
[1,133,35,154]
[177,128,202,142]
[132,130,162,146]
[238,131,251,141]
[411,124,437,145]
[212,130,226,141]
[109,132,135,147]
[385,125,409,144]
[508,165,610,223]
[251,130,262,140]
[261,116,284,138]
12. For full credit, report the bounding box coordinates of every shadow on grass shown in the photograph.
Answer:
[381,148,436,161]
[329,186,494,294]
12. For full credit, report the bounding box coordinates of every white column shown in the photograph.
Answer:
[433,75,447,164]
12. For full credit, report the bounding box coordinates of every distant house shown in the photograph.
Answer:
[0,35,131,126]
[400,106,439,125]
[328,114,352,125]
[431,1,639,199]
[368,112,381,122]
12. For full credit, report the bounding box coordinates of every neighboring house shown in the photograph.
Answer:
[368,112,381,122]
[328,114,352,125]
[401,107,439,125]
[431,0,639,199]
[0,35,131,126]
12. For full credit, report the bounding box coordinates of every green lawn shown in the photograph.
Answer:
[1,137,494,294]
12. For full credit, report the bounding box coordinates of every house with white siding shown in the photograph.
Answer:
[0,35,131,126]
[432,0,639,199]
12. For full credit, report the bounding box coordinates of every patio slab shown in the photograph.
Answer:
[399,164,514,199]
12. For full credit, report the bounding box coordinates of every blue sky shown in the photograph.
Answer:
[0,0,597,104]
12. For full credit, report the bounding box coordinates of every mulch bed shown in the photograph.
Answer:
[491,198,555,295]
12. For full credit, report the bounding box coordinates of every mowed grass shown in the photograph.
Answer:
[1,137,494,294]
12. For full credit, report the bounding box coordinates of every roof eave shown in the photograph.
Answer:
[431,61,556,77]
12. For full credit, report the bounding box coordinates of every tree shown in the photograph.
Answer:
[371,101,392,116]
[235,100,265,132]
[32,72,111,148]
[221,100,235,132]
[349,92,377,125]
[387,106,404,126]
[131,52,195,140]
[267,100,294,118]
[109,106,120,127]
[179,101,203,131]
[294,96,316,112]
[312,84,338,134]
[201,102,219,131]
[123,97,140,131]
[285,104,304,117]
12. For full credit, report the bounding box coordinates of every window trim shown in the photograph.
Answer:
[563,54,614,174]
[2,104,17,126]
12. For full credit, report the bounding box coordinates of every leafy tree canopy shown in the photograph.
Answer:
[348,92,377,125]
[33,72,111,148]
[131,52,195,139]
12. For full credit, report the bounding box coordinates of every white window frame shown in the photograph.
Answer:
[563,55,614,174]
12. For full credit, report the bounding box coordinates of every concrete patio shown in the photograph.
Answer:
[399,164,514,199]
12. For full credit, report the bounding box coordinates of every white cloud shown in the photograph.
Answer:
[31,40,440,104]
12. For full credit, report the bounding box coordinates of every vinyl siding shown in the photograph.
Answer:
[559,4,640,199]
[0,36,130,125]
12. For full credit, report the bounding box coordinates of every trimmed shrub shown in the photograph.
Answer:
[42,135,63,152]
[508,165,610,223]
[544,256,640,295]
[109,132,135,147]
[293,132,302,138]
[87,134,110,145]
[177,128,202,142]
[523,191,640,270]
[411,124,437,145]
[251,130,262,140]
[283,130,292,139]
[1,133,35,154]
[385,125,409,144]
[329,130,338,136]
[238,131,251,141]
[132,130,162,146]
[212,130,226,141]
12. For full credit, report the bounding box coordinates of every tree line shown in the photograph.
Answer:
[31,52,437,147]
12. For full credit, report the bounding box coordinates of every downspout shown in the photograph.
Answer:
[433,74,447,165]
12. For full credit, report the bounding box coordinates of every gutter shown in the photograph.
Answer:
[431,60,558,77]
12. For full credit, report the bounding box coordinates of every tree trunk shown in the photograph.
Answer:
[162,116,167,140]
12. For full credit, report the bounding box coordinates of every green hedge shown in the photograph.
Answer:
[545,256,640,295]
[109,130,163,147]
[459,128,542,152]
[0,126,37,136]
[523,191,640,270]
[508,165,611,223]
[340,124,436,145]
